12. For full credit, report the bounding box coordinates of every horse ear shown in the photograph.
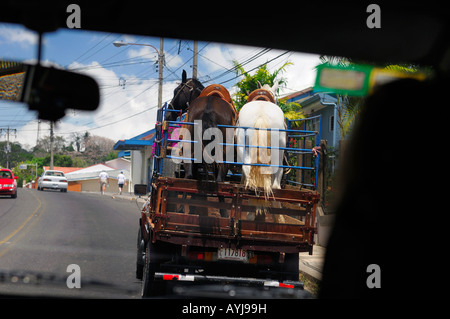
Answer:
[257,80,262,89]
[182,70,187,83]
[271,81,279,94]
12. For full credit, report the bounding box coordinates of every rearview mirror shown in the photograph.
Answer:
[0,60,100,121]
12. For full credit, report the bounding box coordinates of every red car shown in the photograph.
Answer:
[0,168,18,198]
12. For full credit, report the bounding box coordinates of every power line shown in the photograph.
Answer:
[70,33,113,66]
[219,50,291,85]
[201,48,272,84]
[14,42,287,139]
[62,49,290,135]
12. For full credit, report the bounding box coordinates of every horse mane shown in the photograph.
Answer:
[189,78,205,90]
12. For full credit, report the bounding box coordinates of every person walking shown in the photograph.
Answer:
[99,170,109,195]
[117,171,126,195]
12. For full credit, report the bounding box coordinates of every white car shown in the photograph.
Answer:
[38,170,68,192]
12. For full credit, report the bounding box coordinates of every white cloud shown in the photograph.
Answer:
[15,61,178,149]
[127,46,183,69]
[201,44,234,72]
[165,52,183,69]
[14,43,321,150]
[0,25,38,47]
[200,44,321,95]
[127,46,158,61]
[15,120,41,151]
[58,60,179,143]
[281,51,321,94]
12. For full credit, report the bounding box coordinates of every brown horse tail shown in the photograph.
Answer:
[245,116,273,199]
[200,97,215,163]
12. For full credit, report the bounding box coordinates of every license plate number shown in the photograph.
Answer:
[217,248,248,262]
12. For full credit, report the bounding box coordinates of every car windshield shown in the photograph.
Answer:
[46,172,64,177]
[1,171,12,178]
[0,5,441,302]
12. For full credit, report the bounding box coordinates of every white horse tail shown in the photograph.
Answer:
[245,116,273,199]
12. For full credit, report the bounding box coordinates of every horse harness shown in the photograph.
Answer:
[168,78,203,111]
[247,88,276,103]
[186,84,238,123]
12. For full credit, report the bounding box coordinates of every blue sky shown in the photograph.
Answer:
[0,22,321,149]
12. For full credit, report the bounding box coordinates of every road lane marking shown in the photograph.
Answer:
[0,190,42,257]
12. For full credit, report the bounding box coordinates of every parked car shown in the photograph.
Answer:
[0,168,18,198]
[38,170,68,192]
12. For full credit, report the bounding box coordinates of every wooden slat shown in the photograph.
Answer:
[164,212,231,235]
[168,197,232,210]
[240,204,308,216]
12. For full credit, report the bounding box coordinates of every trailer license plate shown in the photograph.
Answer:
[217,248,248,262]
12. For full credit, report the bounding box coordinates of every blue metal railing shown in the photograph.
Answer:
[153,103,322,189]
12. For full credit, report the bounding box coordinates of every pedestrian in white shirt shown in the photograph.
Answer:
[117,171,126,195]
[99,170,109,195]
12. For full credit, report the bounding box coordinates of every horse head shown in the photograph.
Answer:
[259,82,279,104]
[166,70,204,121]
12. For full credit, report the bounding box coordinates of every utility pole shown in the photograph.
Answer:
[50,122,54,170]
[36,120,41,146]
[192,40,198,79]
[113,40,165,109]
[158,37,164,109]
[1,126,17,169]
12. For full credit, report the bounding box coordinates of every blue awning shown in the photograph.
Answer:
[114,128,155,151]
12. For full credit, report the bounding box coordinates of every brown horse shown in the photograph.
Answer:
[165,70,204,121]
[183,93,237,183]
[179,86,236,218]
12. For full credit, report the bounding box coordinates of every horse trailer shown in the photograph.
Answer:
[136,90,322,298]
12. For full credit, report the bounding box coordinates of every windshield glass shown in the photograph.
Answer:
[0,18,432,301]
[0,170,12,178]
[45,171,64,176]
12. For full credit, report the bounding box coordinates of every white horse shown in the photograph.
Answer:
[235,83,286,222]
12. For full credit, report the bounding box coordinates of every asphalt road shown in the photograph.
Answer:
[0,188,142,298]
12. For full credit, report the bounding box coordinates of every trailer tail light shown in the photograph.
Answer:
[187,251,214,261]
[279,283,295,288]
[204,251,213,261]
[187,250,273,265]
[248,254,273,265]
[161,274,194,281]
[188,251,203,260]
[163,274,179,281]
[264,281,295,288]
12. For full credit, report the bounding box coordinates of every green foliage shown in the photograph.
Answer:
[12,160,43,187]
[0,141,33,168]
[2,130,118,180]
[42,154,74,167]
[232,61,303,121]
[102,151,119,162]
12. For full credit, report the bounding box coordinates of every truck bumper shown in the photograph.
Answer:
[154,272,304,289]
